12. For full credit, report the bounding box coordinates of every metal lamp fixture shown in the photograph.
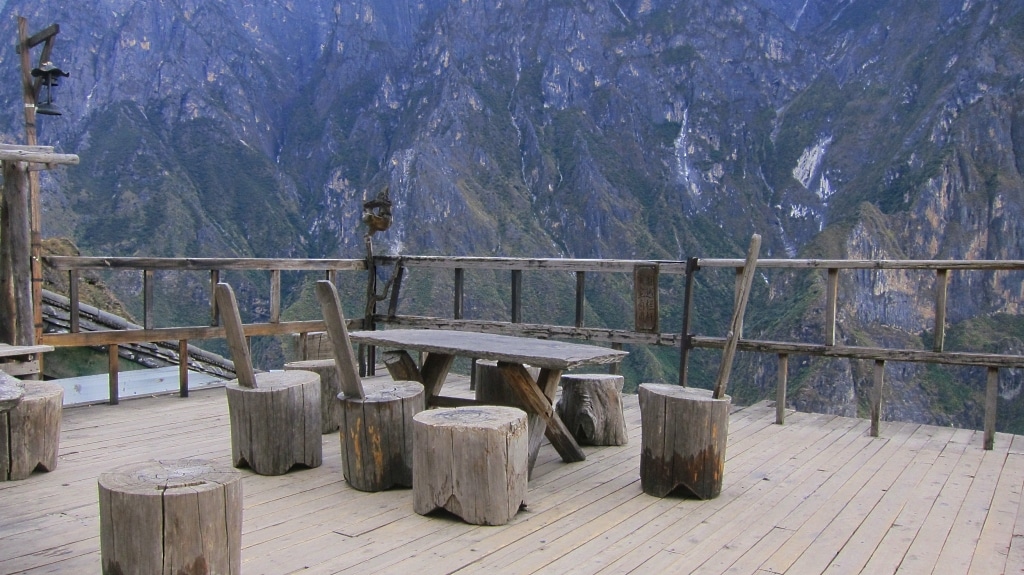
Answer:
[30,61,69,116]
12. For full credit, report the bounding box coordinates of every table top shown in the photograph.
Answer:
[349,329,627,371]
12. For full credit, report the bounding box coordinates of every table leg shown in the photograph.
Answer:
[420,352,455,400]
[499,362,585,474]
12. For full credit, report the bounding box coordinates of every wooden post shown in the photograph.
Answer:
[934,269,949,352]
[984,367,999,450]
[511,269,522,323]
[1,160,33,346]
[776,353,788,425]
[825,268,839,346]
[871,360,884,437]
[713,234,761,399]
[453,267,464,319]
[679,257,699,387]
[178,340,189,397]
[108,344,119,405]
[209,270,220,325]
[270,269,281,323]
[143,269,154,330]
[69,270,80,333]
[98,459,242,575]
[575,270,586,328]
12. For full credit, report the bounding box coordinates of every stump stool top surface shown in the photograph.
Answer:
[414,405,527,429]
[226,369,318,392]
[98,458,242,495]
[342,379,424,403]
[639,383,731,403]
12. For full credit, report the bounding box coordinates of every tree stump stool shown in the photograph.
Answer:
[413,406,528,525]
[556,373,628,446]
[638,383,730,499]
[226,370,322,475]
[2,380,63,481]
[339,378,425,491]
[474,359,538,409]
[284,359,343,433]
[98,459,242,575]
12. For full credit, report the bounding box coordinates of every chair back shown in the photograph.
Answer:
[214,282,258,388]
[315,280,366,400]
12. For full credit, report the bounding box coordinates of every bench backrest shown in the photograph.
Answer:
[214,282,258,388]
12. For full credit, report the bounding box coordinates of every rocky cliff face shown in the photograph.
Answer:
[0,0,1021,429]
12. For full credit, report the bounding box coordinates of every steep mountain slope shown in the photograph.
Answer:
[0,0,1021,428]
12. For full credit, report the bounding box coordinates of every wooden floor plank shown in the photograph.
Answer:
[1,378,1021,575]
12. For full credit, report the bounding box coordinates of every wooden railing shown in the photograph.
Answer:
[39,254,1024,449]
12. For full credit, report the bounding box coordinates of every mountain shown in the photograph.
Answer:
[0,0,1022,430]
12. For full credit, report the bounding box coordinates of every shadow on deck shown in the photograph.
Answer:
[1,376,1021,574]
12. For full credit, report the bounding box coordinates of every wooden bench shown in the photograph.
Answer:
[216,283,322,475]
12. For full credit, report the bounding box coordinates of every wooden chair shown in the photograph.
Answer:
[315,280,424,491]
[215,282,321,475]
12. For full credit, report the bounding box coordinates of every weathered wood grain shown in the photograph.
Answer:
[2,380,62,481]
[98,459,241,575]
[283,359,343,433]
[413,406,528,525]
[225,370,321,475]
[339,379,424,492]
[556,373,628,446]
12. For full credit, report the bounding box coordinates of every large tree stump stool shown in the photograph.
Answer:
[474,360,538,409]
[339,378,425,491]
[98,459,242,575]
[226,370,322,475]
[2,380,63,481]
[556,373,628,446]
[284,359,343,433]
[413,406,528,525]
[638,384,730,499]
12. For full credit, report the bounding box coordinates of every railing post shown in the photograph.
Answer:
[825,268,838,346]
[108,344,119,405]
[143,269,154,330]
[985,367,999,450]
[178,339,189,397]
[511,269,522,323]
[776,353,788,424]
[678,257,699,387]
[934,269,949,352]
[209,270,220,326]
[871,360,884,437]
[454,268,464,320]
[270,269,281,323]
[575,271,586,328]
[69,270,80,333]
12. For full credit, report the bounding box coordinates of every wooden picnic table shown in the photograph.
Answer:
[348,329,627,474]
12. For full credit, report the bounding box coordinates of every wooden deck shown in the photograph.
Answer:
[1,376,1022,574]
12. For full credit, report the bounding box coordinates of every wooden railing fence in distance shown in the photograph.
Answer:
[39,254,1024,450]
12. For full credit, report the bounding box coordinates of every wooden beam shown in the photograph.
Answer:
[825,268,838,346]
[713,234,761,399]
[871,360,884,437]
[985,367,999,450]
[776,353,788,425]
[934,269,949,352]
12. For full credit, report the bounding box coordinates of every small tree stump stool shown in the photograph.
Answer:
[339,378,425,491]
[474,360,538,409]
[413,406,528,525]
[638,383,730,499]
[2,380,63,481]
[284,359,343,433]
[226,370,321,475]
[98,459,242,575]
[556,373,628,446]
